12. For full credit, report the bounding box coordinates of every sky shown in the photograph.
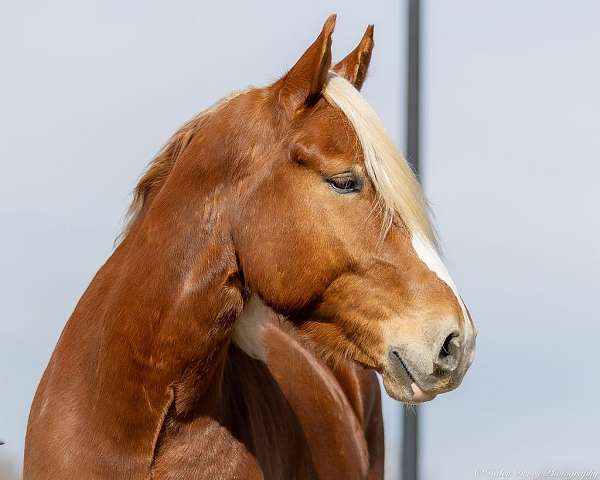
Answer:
[0,1,598,479]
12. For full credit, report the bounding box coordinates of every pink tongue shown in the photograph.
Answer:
[411,383,435,403]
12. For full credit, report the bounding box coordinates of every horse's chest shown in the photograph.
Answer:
[153,326,372,479]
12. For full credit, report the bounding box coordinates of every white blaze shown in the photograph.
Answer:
[411,232,475,345]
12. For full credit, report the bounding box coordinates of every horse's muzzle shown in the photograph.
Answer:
[382,325,475,404]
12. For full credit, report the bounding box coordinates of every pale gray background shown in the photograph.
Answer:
[1,1,598,479]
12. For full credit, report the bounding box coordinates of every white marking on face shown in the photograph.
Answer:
[411,233,475,342]
[232,294,272,361]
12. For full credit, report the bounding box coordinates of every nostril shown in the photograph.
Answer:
[435,331,461,373]
[440,333,454,358]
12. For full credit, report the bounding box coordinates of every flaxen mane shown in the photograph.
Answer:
[323,73,437,244]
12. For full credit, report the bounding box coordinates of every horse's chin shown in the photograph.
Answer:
[382,373,437,404]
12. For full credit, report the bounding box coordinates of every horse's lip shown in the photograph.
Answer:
[354,355,436,404]
[387,352,437,404]
[393,352,417,383]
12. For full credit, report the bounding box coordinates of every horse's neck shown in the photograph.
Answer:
[25,216,246,477]
[108,218,242,394]
[37,217,243,449]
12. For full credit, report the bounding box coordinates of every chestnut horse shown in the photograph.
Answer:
[24,16,476,479]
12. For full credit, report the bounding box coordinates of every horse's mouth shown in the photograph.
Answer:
[382,352,437,404]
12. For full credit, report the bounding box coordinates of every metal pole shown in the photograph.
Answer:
[406,0,421,176]
[402,1,421,480]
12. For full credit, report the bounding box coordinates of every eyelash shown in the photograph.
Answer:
[326,172,362,194]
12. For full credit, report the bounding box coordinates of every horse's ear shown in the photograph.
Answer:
[277,14,336,111]
[333,25,374,91]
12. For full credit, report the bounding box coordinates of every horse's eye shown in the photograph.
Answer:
[326,172,362,194]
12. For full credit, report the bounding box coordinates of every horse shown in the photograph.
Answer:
[24,15,476,479]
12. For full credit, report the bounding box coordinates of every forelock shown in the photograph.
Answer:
[323,73,437,245]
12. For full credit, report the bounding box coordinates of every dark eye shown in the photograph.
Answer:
[326,172,362,194]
